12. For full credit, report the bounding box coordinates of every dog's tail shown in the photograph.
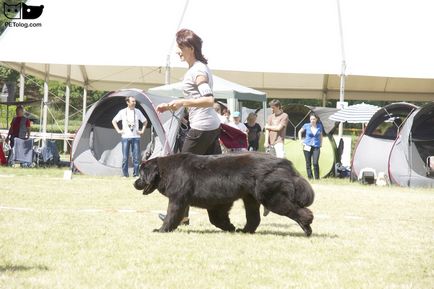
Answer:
[294,176,315,208]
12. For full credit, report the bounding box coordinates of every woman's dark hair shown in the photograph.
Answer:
[176,29,208,64]
[309,112,319,121]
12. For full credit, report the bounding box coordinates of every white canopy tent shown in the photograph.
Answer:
[1,0,434,148]
[1,0,433,77]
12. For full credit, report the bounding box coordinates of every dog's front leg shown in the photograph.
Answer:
[154,200,187,233]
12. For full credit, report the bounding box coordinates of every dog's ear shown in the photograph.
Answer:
[141,159,160,184]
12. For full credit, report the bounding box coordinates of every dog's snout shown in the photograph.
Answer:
[134,178,145,190]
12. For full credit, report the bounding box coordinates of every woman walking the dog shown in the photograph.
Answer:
[156,28,222,226]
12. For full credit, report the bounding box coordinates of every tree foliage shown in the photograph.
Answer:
[1,64,107,126]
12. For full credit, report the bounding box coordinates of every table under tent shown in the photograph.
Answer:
[71,89,184,176]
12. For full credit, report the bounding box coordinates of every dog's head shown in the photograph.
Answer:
[133,158,160,195]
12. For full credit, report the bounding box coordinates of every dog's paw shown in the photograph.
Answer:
[153,228,169,233]
[236,228,255,234]
[302,225,312,237]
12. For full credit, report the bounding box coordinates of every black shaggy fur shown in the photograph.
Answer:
[134,152,315,236]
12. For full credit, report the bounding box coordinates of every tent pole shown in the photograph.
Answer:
[82,85,87,122]
[64,65,71,153]
[227,97,236,118]
[19,63,25,101]
[42,64,50,146]
[336,0,346,138]
[164,0,190,86]
[262,100,267,132]
[322,91,327,107]
[338,61,346,138]
[165,55,171,85]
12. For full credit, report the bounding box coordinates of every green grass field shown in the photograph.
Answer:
[1,167,433,289]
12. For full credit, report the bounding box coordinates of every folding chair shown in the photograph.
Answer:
[11,138,34,167]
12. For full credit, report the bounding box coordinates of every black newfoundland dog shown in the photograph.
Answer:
[134,152,314,236]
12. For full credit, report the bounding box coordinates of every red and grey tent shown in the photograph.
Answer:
[351,102,418,181]
[388,102,434,187]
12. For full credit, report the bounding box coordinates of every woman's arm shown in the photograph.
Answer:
[156,74,214,112]
[298,127,305,141]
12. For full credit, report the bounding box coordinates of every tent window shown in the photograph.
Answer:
[368,118,402,140]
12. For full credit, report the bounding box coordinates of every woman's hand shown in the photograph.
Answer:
[168,99,184,111]
[156,103,170,113]
[156,100,184,113]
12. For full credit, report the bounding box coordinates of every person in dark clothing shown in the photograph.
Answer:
[244,112,261,151]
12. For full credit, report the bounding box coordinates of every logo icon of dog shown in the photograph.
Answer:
[4,2,44,20]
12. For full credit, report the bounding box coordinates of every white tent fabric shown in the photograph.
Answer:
[1,0,434,78]
[0,0,433,128]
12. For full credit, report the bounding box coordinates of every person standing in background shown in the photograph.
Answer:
[263,100,288,217]
[298,113,323,180]
[5,106,31,164]
[229,111,248,134]
[244,112,261,151]
[112,96,147,178]
[264,99,289,158]
[213,102,228,124]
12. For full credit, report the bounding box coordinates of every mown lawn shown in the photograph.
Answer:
[0,167,433,289]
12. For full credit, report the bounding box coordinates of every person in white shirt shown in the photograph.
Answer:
[227,111,249,152]
[229,111,248,133]
[112,96,147,177]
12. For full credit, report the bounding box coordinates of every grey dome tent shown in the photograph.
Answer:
[351,102,418,181]
[389,102,434,188]
[72,89,184,176]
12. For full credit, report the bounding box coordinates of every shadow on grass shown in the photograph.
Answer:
[260,222,294,229]
[176,228,338,238]
[0,264,49,273]
[256,230,339,238]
